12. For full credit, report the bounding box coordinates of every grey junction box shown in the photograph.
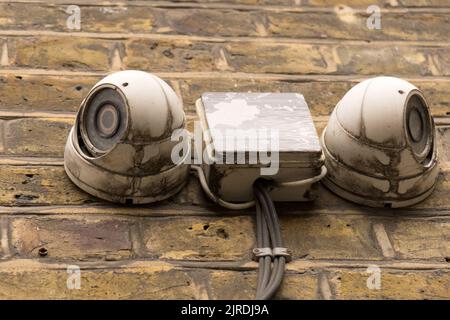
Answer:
[196,92,324,202]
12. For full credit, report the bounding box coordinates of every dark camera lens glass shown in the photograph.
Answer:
[405,94,431,159]
[96,104,120,138]
[82,87,128,154]
[407,107,423,143]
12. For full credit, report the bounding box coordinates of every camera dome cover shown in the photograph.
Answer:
[64,70,190,204]
[321,76,439,208]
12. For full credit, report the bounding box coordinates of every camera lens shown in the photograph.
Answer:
[81,87,128,155]
[407,107,423,142]
[405,94,432,159]
[96,104,120,138]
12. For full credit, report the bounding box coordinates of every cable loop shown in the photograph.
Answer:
[191,165,327,210]
[274,165,327,187]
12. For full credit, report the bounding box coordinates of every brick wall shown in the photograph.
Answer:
[0,0,448,299]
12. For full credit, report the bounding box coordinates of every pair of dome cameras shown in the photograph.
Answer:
[64,70,439,208]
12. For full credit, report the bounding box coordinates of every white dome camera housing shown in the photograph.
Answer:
[321,76,439,208]
[64,70,190,204]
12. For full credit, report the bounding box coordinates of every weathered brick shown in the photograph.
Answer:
[2,4,448,41]
[0,260,197,299]
[125,39,212,73]
[0,75,448,118]
[10,217,133,260]
[0,259,447,299]
[139,0,450,7]
[0,3,153,34]
[282,215,381,260]
[161,8,260,37]
[385,0,449,6]
[419,82,450,118]
[437,126,450,164]
[178,78,450,117]
[141,216,255,261]
[2,115,447,159]
[0,4,252,38]
[206,270,256,299]
[329,269,450,299]
[6,211,450,264]
[307,0,448,6]
[0,74,93,113]
[275,272,320,299]
[0,218,6,258]
[267,11,450,42]
[0,166,96,205]
[4,117,73,157]
[379,217,450,261]
[0,0,447,301]
[0,163,213,206]
[0,164,449,210]
[125,39,450,76]
[0,119,4,153]
[267,44,448,76]
[208,270,320,299]
[8,37,113,71]
[1,171,448,264]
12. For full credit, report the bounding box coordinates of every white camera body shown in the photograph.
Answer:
[64,70,190,204]
[321,76,439,207]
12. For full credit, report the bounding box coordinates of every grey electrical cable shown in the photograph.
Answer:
[257,193,274,299]
[255,201,264,296]
[191,164,326,209]
[275,165,327,187]
[256,201,271,298]
[191,165,293,300]
[253,181,287,300]
[258,258,285,300]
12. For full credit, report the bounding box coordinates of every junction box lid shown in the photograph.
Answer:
[197,92,323,167]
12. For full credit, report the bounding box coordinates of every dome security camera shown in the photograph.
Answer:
[321,76,439,208]
[64,70,190,204]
